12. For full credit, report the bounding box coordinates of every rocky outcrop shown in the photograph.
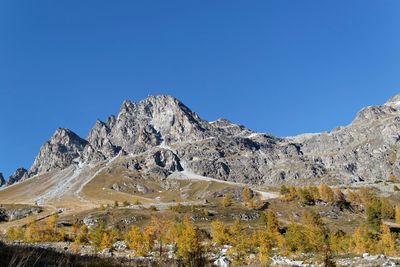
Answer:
[7,168,28,186]
[106,96,210,154]
[29,128,89,176]
[125,148,183,179]
[21,93,400,186]
[87,120,121,158]
[0,206,43,222]
[0,173,5,187]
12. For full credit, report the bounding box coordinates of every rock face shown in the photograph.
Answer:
[0,173,5,187]
[0,206,43,222]
[29,128,90,176]
[7,168,28,186]
[106,96,210,154]
[22,93,400,186]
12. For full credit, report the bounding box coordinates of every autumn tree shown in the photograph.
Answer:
[334,188,348,210]
[329,230,351,254]
[176,217,204,267]
[257,210,284,264]
[365,197,382,232]
[282,185,298,201]
[222,193,233,207]
[396,206,400,225]
[285,220,308,253]
[211,220,230,245]
[319,184,334,203]
[352,224,375,254]
[89,223,106,249]
[243,187,254,208]
[266,210,279,234]
[126,225,149,256]
[378,224,397,256]
[297,187,315,205]
[227,219,253,265]
[256,230,273,265]
[380,198,395,220]
[347,190,361,205]
[24,216,40,242]
[164,220,181,246]
[6,226,24,241]
[145,217,167,257]
[100,232,112,250]
[285,211,331,256]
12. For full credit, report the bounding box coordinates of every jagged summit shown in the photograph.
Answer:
[7,168,28,186]
[384,93,400,108]
[0,173,5,187]
[29,128,89,176]
[107,95,209,154]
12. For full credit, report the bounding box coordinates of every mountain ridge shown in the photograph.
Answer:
[3,93,400,187]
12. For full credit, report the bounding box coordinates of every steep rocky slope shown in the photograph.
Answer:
[7,168,28,186]
[4,94,400,189]
[0,173,5,187]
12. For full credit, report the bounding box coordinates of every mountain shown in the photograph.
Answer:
[0,173,5,187]
[3,94,400,198]
[7,168,28,186]
[29,128,90,176]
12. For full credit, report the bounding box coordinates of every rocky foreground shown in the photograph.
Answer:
[2,240,399,267]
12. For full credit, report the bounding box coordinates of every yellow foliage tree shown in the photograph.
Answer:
[222,193,233,207]
[257,230,273,265]
[330,230,351,254]
[243,187,254,208]
[146,217,167,257]
[347,190,361,205]
[100,232,112,250]
[176,217,203,267]
[380,198,395,219]
[282,186,298,201]
[24,216,40,242]
[395,206,400,225]
[211,220,229,245]
[6,226,25,241]
[378,224,397,256]
[127,225,149,256]
[46,214,58,231]
[164,221,181,246]
[352,224,375,254]
[76,225,89,244]
[319,184,334,203]
[227,220,252,265]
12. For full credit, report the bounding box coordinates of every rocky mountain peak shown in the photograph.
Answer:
[29,128,89,176]
[384,93,400,109]
[105,95,209,154]
[51,128,87,146]
[7,168,28,186]
[0,173,5,187]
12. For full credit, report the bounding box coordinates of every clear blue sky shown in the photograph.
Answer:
[1,1,399,178]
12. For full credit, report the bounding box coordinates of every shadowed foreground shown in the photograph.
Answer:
[0,241,174,267]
